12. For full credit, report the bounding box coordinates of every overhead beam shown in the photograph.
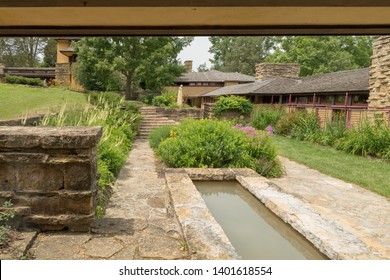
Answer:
[1,1,390,35]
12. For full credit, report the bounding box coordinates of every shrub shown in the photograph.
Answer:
[149,125,176,150]
[154,119,282,177]
[213,96,253,116]
[290,110,321,141]
[316,119,347,146]
[251,104,286,130]
[274,110,320,140]
[0,201,15,248]
[335,121,390,159]
[4,75,43,87]
[152,90,177,107]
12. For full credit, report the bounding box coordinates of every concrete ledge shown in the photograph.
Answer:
[164,171,239,260]
[165,168,383,260]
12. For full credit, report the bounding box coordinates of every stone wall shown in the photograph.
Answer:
[0,114,46,126]
[156,107,204,121]
[0,126,102,231]
[255,63,300,80]
[369,36,390,109]
[55,63,71,86]
[203,103,215,119]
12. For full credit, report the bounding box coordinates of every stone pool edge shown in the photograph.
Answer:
[164,168,376,260]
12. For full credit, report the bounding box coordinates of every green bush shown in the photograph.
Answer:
[251,104,286,130]
[316,119,347,146]
[213,96,253,116]
[148,125,176,150]
[39,92,141,217]
[152,90,177,107]
[0,201,15,248]
[335,122,390,159]
[154,119,282,177]
[4,75,44,87]
[290,111,321,141]
[274,110,320,141]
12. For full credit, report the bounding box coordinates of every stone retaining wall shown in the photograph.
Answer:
[0,126,102,231]
[155,107,204,121]
[0,114,46,126]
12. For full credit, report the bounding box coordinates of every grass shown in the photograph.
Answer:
[272,135,390,199]
[0,83,89,120]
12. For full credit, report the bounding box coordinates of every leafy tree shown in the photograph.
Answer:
[42,38,57,67]
[266,36,373,76]
[0,37,48,67]
[75,37,193,99]
[197,62,209,72]
[209,36,275,75]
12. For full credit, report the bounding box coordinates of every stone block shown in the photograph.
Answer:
[0,164,16,191]
[16,164,64,192]
[30,193,94,215]
[64,163,93,191]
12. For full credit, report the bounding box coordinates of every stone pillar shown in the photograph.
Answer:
[0,126,102,231]
[0,63,5,82]
[55,62,71,86]
[255,63,300,80]
[368,36,390,109]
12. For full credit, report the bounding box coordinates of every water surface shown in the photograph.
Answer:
[195,180,328,260]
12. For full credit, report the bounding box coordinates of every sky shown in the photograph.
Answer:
[177,36,213,71]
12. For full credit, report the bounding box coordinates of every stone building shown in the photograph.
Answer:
[55,37,83,89]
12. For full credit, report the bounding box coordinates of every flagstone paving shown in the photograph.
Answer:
[26,139,190,260]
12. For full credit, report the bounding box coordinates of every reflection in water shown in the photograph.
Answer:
[195,180,328,260]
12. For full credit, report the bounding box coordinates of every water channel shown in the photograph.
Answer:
[195,180,328,260]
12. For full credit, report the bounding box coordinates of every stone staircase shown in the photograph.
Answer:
[138,106,177,139]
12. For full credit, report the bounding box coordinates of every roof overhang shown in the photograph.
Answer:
[1,1,390,36]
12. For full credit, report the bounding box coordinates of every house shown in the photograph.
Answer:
[202,63,373,126]
[167,60,255,107]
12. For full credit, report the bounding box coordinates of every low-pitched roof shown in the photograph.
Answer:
[292,68,369,94]
[203,68,369,97]
[175,69,255,83]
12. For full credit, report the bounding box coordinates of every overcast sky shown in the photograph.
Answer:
[177,36,213,71]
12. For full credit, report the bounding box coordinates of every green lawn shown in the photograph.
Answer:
[272,135,390,198]
[0,83,88,120]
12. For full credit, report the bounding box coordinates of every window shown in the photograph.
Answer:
[321,96,333,104]
[352,95,368,105]
[297,96,307,104]
[335,95,346,104]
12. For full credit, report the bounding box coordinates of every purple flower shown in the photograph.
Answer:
[265,125,273,136]
[345,124,351,129]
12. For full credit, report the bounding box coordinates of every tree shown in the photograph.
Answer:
[0,37,48,67]
[75,37,193,99]
[209,36,275,75]
[197,62,209,72]
[42,38,57,67]
[266,36,373,76]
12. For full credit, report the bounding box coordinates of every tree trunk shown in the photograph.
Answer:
[124,74,138,100]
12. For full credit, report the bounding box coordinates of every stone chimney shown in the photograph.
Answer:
[255,63,300,80]
[368,36,390,109]
[184,60,193,72]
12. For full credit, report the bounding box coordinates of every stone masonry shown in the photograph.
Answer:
[255,63,300,80]
[0,126,102,231]
[369,36,390,109]
[55,63,71,86]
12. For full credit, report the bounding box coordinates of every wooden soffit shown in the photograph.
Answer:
[1,1,390,35]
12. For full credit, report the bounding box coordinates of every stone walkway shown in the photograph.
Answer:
[270,157,390,259]
[24,139,189,260]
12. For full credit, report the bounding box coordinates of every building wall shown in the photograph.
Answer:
[166,86,221,98]
[56,40,71,63]
[369,36,390,109]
